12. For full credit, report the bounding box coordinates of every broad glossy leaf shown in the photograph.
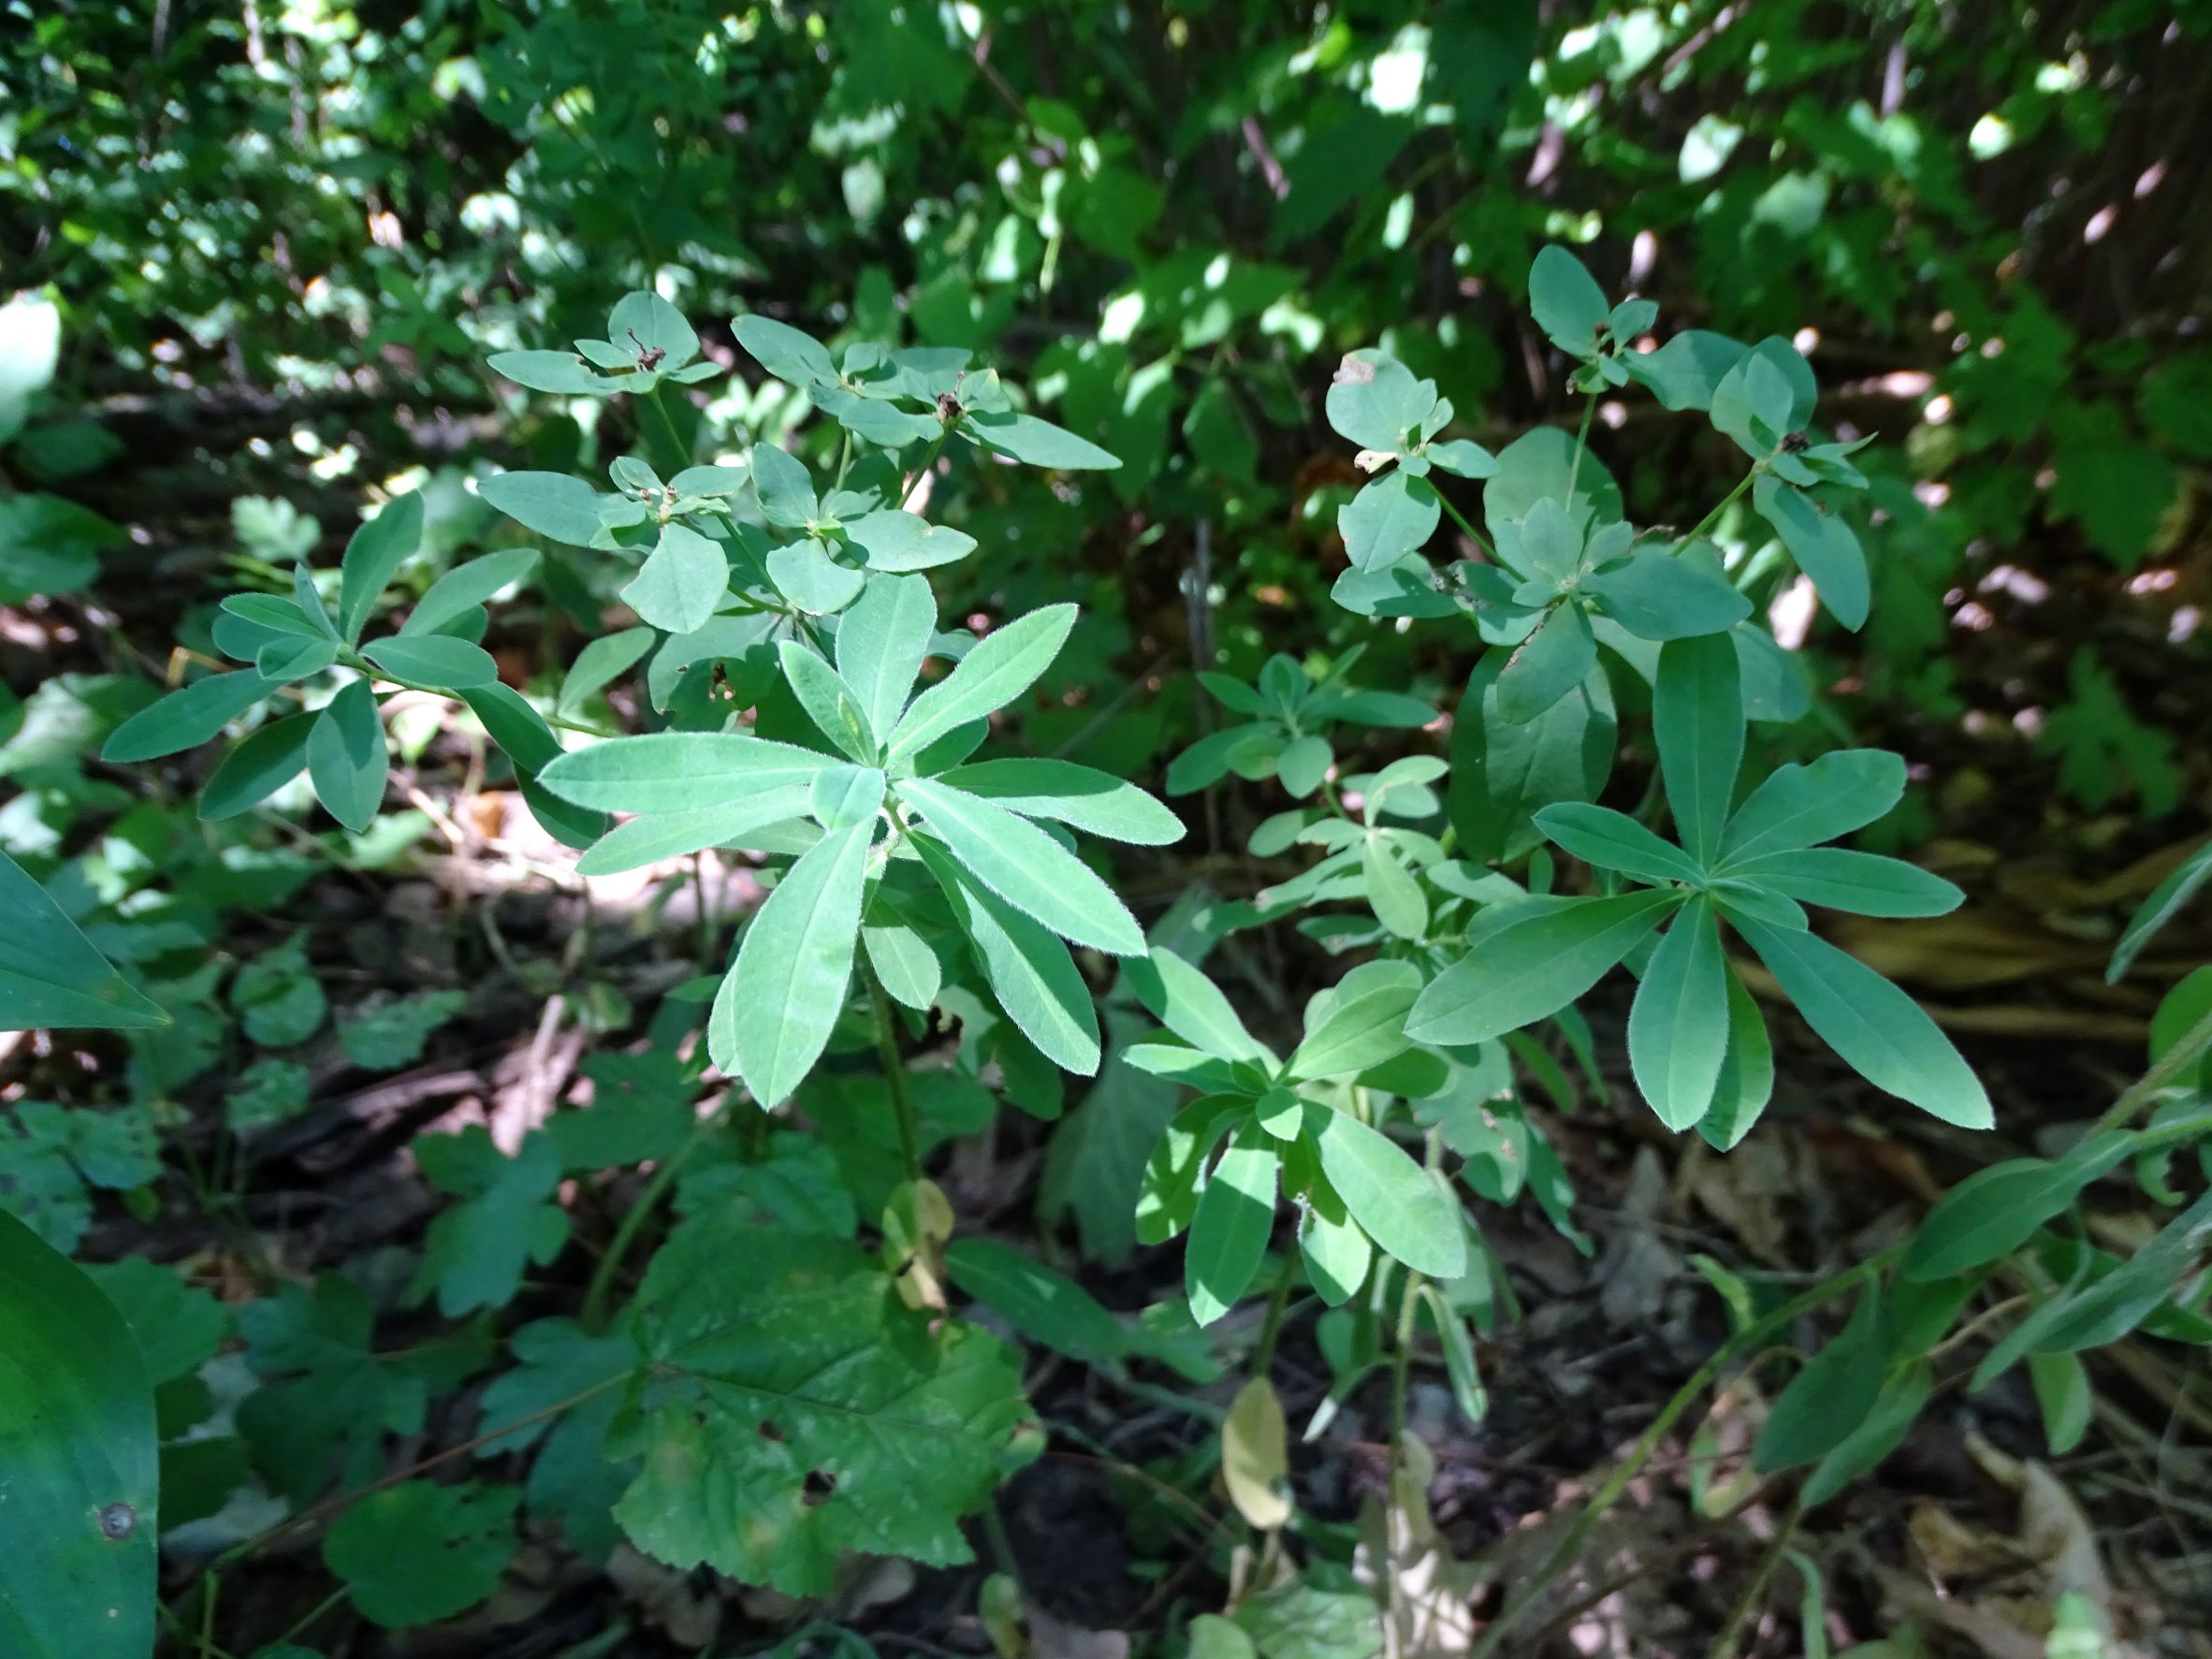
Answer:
[1186,1123,1278,1326]
[967,410,1121,470]
[199,712,314,822]
[402,548,538,637]
[621,523,728,635]
[779,642,877,763]
[1628,897,1729,1130]
[710,815,874,1105]
[914,836,1100,1074]
[540,733,831,813]
[939,759,1182,846]
[1338,471,1440,572]
[337,492,424,643]
[888,604,1075,762]
[305,679,386,834]
[1534,801,1704,885]
[1733,849,1962,917]
[1753,476,1868,629]
[836,573,936,742]
[101,669,278,763]
[1718,749,1907,864]
[1584,546,1751,640]
[1119,947,1270,1065]
[1307,1105,1465,1278]
[1654,633,1743,866]
[735,314,838,387]
[1407,892,1681,1045]
[478,472,604,547]
[620,1219,1028,1595]
[362,634,500,691]
[1737,918,1990,1128]
[574,787,811,876]
[0,1207,158,1656]
[1528,245,1610,356]
[1288,959,1419,1080]
[895,777,1143,955]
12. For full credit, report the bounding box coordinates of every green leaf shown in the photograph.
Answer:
[1299,1177,1374,1305]
[842,508,975,573]
[539,732,831,813]
[1752,477,1868,629]
[305,679,386,834]
[735,315,838,387]
[888,604,1075,763]
[944,1238,1126,1365]
[836,573,937,743]
[0,851,167,1031]
[1288,960,1419,1080]
[1534,802,1704,886]
[1362,833,1428,939]
[338,989,467,1070]
[1449,654,1616,863]
[1407,892,1681,1046]
[1135,1094,1244,1245]
[1119,947,1269,1065]
[1901,1135,2133,1282]
[1276,734,1332,799]
[402,549,539,639]
[750,442,820,528]
[862,908,943,1012]
[1307,1106,1466,1278]
[809,764,886,830]
[1696,973,1775,1152]
[779,642,878,764]
[1494,604,1596,725]
[361,634,500,691]
[1654,633,1743,866]
[1338,471,1440,572]
[255,636,336,683]
[966,410,1121,470]
[915,837,1100,1074]
[895,777,1143,955]
[939,759,1184,846]
[337,492,424,644]
[1628,897,1730,1130]
[1754,1287,1888,1472]
[621,523,728,635]
[710,816,875,1106]
[488,348,610,395]
[458,684,608,850]
[1529,245,1611,356]
[1731,849,1962,918]
[2028,1351,2092,1455]
[479,472,604,547]
[1736,918,1990,1128]
[608,291,699,369]
[1186,1123,1278,1327]
[2108,837,2212,982]
[620,1220,1028,1595]
[101,669,278,763]
[1623,330,1748,412]
[1325,350,1438,452]
[322,1480,517,1628]
[0,1206,158,1658]
[1799,1361,1930,1506]
[557,627,655,720]
[198,713,311,819]
[1583,546,1752,640]
[409,1129,570,1317]
[1718,750,1907,864]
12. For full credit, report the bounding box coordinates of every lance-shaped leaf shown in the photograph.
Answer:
[1120,947,1271,1065]
[1493,603,1596,725]
[1288,960,1419,1081]
[965,410,1121,470]
[402,547,539,637]
[938,759,1183,846]
[1731,849,1963,918]
[1735,917,1990,1128]
[338,491,424,643]
[1901,1135,2134,1283]
[1628,895,1730,1130]
[1753,1287,1889,1472]
[575,788,814,877]
[0,851,166,1032]
[709,813,876,1105]
[1754,476,1869,629]
[836,573,936,742]
[913,836,1100,1074]
[362,634,500,691]
[1534,802,1704,885]
[488,349,612,396]
[0,1207,159,1656]
[621,523,728,636]
[1718,749,1907,864]
[895,777,1144,956]
[540,733,832,814]
[1406,891,1682,1046]
[888,604,1075,762]
[1697,971,1776,1152]
[1306,1104,1465,1278]
[306,678,387,833]
[1186,1122,1278,1327]
[1654,633,1743,866]
[2108,838,2212,983]
[779,642,878,764]
[199,711,314,822]
[618,1219,1029,1596]
[479,472,604,547]
[101,669,279,764]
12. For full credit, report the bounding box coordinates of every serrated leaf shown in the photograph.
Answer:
[323,1480,518,1628]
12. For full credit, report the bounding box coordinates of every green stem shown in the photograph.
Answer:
[1465,1250,1896,1659]
[273,1586,348,1651]
[2095,1002,2212,1136]
[1434,489,1493,560]
[580,1121,713,1331]
[1705,1501,1803,1659]
[1564,391,1597,503]
[1683,459,1766,546]
[645,383,691,473]
[1250,1250,1301,1376]
[835,428,854,490]
[902,429,952,506]
[864,956,924,1185]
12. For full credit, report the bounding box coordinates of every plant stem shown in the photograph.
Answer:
[901,429,952,507]
[1250,1250,1301,1376]
[273,1586,348,1650]
[1705,1501,1803,1659]
[1564,390,1597,503]
[2094,1002,2212,1135]
[1433,489,1493,560]
[645,383,691,473]
[579,1119,713,1331]
[835,427,853,489]
[1464,1250,1895,1659]
[1683,460,1764,546]
[864,955,924,1185]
